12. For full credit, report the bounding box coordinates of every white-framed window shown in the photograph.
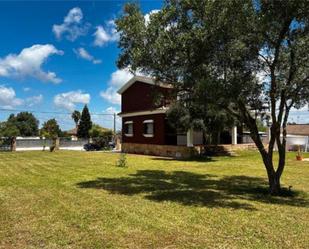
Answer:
[124,121,133,137]
[143,120,154,137]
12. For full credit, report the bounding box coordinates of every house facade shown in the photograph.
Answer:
[118,77,308,156]
[118,76,203,157]
[285,124,309,151]
[118,76,263,157]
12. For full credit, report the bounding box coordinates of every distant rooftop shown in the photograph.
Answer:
[287,124,309,136]
[67,127,77,135]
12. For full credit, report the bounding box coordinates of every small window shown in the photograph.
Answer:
[143,120,154,137]
[124,121,133,137]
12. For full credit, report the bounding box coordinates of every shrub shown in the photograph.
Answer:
[116,153,127,167]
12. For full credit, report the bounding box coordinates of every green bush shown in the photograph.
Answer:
[116,153,127,167]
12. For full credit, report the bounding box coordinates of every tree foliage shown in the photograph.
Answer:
[0,122,20,137]
[71,110,81,128]
[6,112,39,137]
[89,124,114,149]
[116,0,309,194]
[89,124,113,138]
[40,119,62,139]
[77,105,92,138]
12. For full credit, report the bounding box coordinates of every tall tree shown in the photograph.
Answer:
[89,124,113,138]
[40,119,62,139]
[7,112,39,136]
[71,110,81,128]
[0,122,20,137]
[77,105,92,138]
[116,0,309,194]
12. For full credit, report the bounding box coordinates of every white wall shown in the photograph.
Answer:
[285,135,308,152]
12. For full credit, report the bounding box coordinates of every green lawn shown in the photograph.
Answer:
[0,151,308,249]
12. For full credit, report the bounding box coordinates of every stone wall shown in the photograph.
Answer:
[122,142,264,158]
[204,144,260,156]
[122,143,201,158]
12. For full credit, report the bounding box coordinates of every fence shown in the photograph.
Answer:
[240,134,309,152]
[16,138,53,149]
[15,138,90,151]
[1,137,115,151]
[59,138,89,148]
[285,135,309,152]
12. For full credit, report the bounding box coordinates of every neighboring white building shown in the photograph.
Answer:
[285,124,309,152]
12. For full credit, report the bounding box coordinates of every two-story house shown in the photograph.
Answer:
[117,76,204,157]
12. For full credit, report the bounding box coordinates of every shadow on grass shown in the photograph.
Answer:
[77,170,309,210]
[150,156,217,162]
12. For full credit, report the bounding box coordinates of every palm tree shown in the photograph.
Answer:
[71,110,81,129]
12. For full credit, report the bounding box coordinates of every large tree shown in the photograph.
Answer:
[77,105,92,138]
[40,119,62,139]
[89,124,114,148]
[89,124,113,138]
[0,122,20,137]
[116,0,309,194]
[7,112,39,136]
[0,122,19,151]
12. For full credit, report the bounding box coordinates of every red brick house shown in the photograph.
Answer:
[117,76,203,157]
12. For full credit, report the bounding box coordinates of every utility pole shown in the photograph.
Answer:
[113,113,116,134]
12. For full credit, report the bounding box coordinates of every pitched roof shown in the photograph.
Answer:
[117,76,172,94]
[118,106,169,117]
[286,124,309,136]
[67,127,77,135]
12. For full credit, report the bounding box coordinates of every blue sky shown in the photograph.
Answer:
[0,0,162,130]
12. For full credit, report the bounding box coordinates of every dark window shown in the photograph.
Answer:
[143,120,154,136]
[124,122,133,136]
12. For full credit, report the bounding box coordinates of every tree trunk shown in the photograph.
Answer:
[245,120,283,195]
[235,102,287,196]
[268,173,281,195]
[261,153,282,195]
[10,137,16,152]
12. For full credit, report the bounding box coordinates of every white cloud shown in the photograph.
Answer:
[100,87,121,105]
[0,44,63,83]
[53,7,89,41]
[0,85,44,109]
[64,7,83,23]
[54,90,90,111]
[100,68,137,105]
[93,20,119,46]
[23,87,31,92]
[25,94,43,107]
[93,11,159,46]
[144,9,160,25]
[289,105,309,124]
[109,68,133,87]
[100,68,134,105]
[104,106,121,129]
[0,85,23,109]
[105,106,118,114]
[94,26,110,45]
[74,47,102,64]
[90,106,121,130]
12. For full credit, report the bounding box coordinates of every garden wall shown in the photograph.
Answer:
[122,142,263,158]
[122,143,202,158]
[13,138,88,151]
